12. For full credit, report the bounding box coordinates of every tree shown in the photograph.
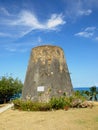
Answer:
[84,86,98,101]
[89,86,98,101]
[0,76,23,103]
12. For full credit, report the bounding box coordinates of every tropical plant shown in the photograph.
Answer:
[89,86,98,101]
[83,86,98,101]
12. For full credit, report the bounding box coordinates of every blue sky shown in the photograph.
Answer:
[0,0,98,88]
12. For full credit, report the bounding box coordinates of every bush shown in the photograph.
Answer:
[13,94,91,111]
[13,97,71,111]
[13,99,51,111]
[49,97,69,110]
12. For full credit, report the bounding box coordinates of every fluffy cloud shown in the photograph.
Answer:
[75,27,96,38]
[0,10,65,38]
[10,11,65,30]
[9,10,43,29]
[46,14,65,29]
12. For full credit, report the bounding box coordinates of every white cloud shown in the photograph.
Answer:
[5,46,29,53]
[85,27,96,31]
[5,47,17,52]
[0,32,11,37]
[65,0,92,19]
[95,37,98,40]
[18,48,29,53]
[75,26,96,38]
[0,10,65,38]
[82,0,98,8]
[37,36,42,43]
[0,7,10,16]
[78,9,92,16]
[75,31,93,38]
[46,14,65,29]
[9,10,43,29]
[9,11,65,30]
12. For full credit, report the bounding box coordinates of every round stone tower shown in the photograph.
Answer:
[22,45,73,102]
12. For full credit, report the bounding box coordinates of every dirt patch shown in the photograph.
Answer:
[0,104,7,108]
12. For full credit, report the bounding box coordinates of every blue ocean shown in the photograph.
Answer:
[74,87,98,91]
[74,87,90,91]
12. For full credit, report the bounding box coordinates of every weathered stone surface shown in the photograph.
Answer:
[22,45,73,102]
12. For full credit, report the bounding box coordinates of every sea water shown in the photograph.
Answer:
[74,87,98,91]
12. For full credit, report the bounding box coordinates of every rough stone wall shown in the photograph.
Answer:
[22,45,73,102]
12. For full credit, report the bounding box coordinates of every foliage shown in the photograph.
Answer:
[13,99,52,111]
[13,97,68,111]
[83,86,98,101]
[13,92,92,111]
[0,75,23,103]
[89,86,98,101]
[13,89,93,111]
[72,91,86,101]
[50,97,67,110]
[67,91,86,108]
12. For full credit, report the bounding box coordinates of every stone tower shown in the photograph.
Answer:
[22,45,73,102]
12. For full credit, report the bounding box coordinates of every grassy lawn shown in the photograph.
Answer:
[0,102,98,130]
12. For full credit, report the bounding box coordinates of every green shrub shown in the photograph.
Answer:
[49,97,68,110]
[13,99,51,111]
[13,93,88,111]
[73,91,86,101]
[36,102,51,111]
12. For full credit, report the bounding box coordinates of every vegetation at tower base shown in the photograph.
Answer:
[13,92,93,111]
[22,45,73,102]
[0,75,23,104]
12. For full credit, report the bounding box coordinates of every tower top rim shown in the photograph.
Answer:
[32,45,63,51]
